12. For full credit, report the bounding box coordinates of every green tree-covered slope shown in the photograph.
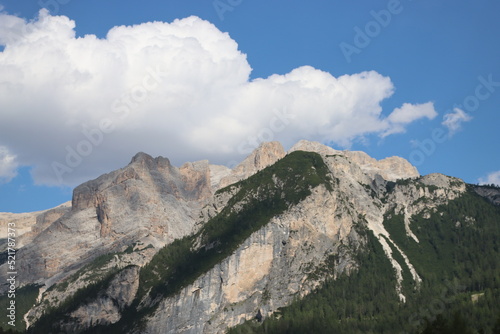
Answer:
[229,184,500,334]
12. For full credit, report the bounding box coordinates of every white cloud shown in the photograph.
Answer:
[0,10,437,186]
[479,171,500,187]
[382,102,437,137]
[442,108,472,136]
[0,146,18,183]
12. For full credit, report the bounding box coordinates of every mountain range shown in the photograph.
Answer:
[1,140,499,334]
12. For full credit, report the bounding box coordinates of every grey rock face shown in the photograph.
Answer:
[218,141,286,189]
[1,152,210,291]
[473,185,500,206]
[0,202,71,248]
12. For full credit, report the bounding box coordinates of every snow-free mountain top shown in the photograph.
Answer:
[290,139,420,181]
[1,140,418,219]
[0,201,71,245]
[0,140,423,288]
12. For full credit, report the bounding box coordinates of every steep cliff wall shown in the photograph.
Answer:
[145,184,359,334]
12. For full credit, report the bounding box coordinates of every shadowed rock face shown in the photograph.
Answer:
[72,152,211,211]
[1,152,217,290]
[71,152,215,240]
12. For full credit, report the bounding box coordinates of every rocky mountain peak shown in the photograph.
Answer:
[289,139,419,181]
[235,141,286,173]
[289,139,341,156]
[420,173,463,189]
[217,141,286,189]
[130,151,172,170]
[130,151,154,164]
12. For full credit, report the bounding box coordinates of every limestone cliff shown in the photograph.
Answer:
[0,202,71,248]
[1,152,211,291]
[144,184,360,334]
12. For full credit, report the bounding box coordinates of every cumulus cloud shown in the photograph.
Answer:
[442,108,472,136]
[382,102,437,137]
[0,146,18,183]
[0,9,437,186]
[479,171,500,187]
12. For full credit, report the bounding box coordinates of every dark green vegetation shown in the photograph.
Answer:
[0,240,7,267]
[28,151,335,333]
[230,183,500,334]
[0,284,40,331]
[384,186,500,293]
[0,328,22,334]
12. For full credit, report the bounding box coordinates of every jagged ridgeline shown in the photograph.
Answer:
[27,151,335,333]
[2,141,500,334]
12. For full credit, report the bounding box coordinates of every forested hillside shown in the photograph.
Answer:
[229,185,500,334]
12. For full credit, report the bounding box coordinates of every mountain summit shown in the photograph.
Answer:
[1,140,499,333]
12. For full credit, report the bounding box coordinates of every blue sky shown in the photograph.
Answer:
[0,0,499,213]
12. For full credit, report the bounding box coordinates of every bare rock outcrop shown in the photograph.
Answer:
[218,141,286,189]
[0,202,71,247]
[290,140,419,181]
[0,152,213,291]
[473,185,500,206]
